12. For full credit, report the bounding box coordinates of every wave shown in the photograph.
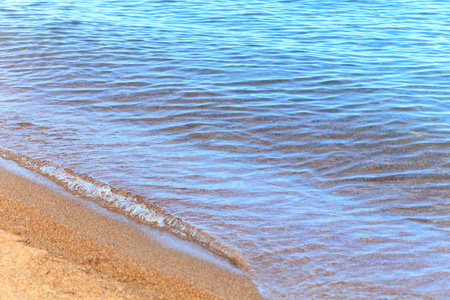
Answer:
[0,147,250,271]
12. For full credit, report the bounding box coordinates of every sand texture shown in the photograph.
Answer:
[0,159,261,299]
[0,229,138,299]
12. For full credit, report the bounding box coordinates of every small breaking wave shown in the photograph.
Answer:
[0,147,250,271]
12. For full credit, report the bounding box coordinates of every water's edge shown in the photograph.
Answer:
[2,0,449,297]
[0,146,251,273]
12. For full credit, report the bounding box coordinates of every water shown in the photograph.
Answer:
[1,0,449,298]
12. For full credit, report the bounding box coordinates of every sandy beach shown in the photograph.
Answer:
[0,159,261,299]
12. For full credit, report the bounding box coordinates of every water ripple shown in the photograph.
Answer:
[0,0,449,298]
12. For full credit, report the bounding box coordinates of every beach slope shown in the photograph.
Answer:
[0,160,261,299]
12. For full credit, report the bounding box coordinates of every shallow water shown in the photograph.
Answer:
[1,0,449,298]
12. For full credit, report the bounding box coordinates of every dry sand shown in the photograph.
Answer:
[0,159,262,299]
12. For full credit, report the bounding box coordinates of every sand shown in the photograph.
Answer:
[0,228,138,299]
[0,159,262,299]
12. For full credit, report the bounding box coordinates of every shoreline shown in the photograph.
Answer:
[0,158,262,299]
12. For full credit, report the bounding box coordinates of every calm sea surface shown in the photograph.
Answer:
[1,0,449,298]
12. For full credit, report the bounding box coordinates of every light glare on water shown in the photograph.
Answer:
[0,0,449,298]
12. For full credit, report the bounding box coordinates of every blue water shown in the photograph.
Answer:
[0,0,449,298]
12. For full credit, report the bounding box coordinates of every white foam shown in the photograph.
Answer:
[0,147,250,271]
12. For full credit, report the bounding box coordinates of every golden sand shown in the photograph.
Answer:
[0,229,137,299]
[0,161,261,299]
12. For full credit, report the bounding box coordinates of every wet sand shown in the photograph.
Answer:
[0,159,261,299]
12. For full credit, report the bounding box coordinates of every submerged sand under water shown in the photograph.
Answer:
[0,159,261,299]
[0,0,449,298]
